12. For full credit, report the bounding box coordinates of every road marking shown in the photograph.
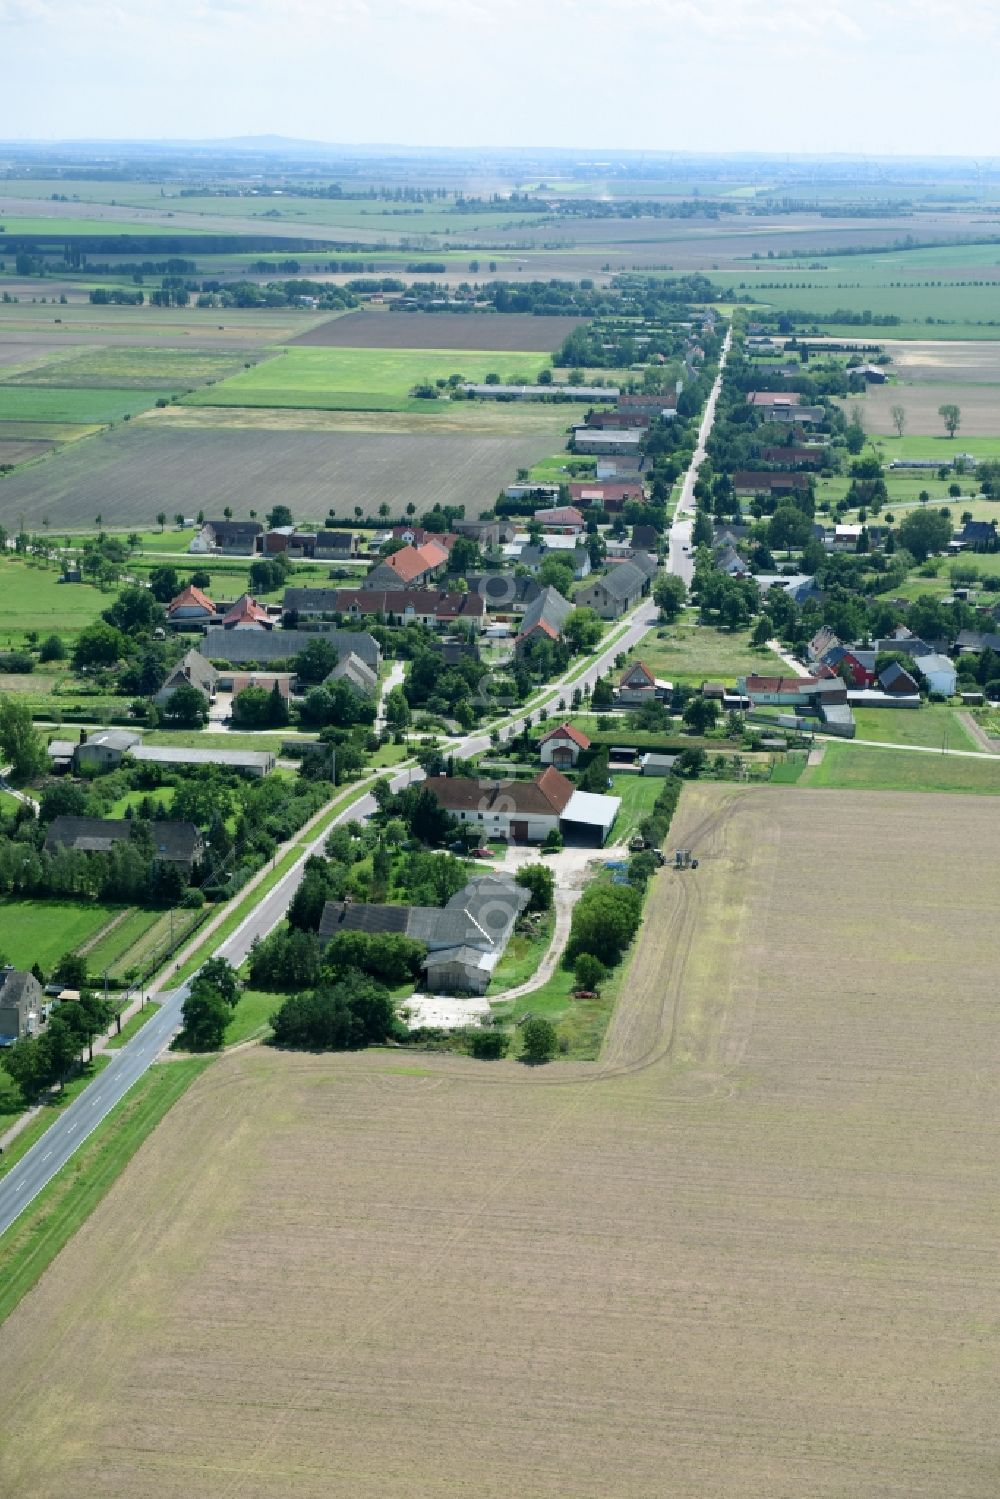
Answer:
[15,1181,23,1192]
[42,1151,51,1161]
[67,1124,76,1133]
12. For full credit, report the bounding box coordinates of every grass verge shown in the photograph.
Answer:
[104,1002,161,1050]
[0,1058,111,1179]
[0,1057,211,1326]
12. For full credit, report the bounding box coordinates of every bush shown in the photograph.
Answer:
[573,952,606,991]
[521,1015,558,1065]
[270,973,398,1051]
[466,1027,510,1060]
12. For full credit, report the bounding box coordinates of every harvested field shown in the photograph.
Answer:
[141,399,586,437]
[3,785,999,1498]
[0,438,55,465]
[291,310,586,351]
[0,421,568,530]
[846,383,1000,437]
[880,338,1000,384]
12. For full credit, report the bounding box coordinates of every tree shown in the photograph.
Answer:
[102,586,164,635]
[521,1015,558,1065]
[148,565,180,602]
[768,504,813,551]
[385,685,411,731]
[750,614,772,648]
[448,536,481,575]
[162,683,209,728]
[890,404,906,439]
[198,957,240,1009]
[578,746,610,793]
[53,951,87,989]
[267,503,293,529]
[898,507,953,563]
[515,863,554,913]
[72,623,125,671]
[691,510,713,548]
[683,696,718,735]
[538,554,575,595]
[562,608,602,652]
[270,975,396,1050]
[653,573,686,622]
[38,634,67,663]
[0,695,46,781]
[573,953,607,992]
[156,511,166,532]
[293,638,338,684]
[564,884,641,967]
[939,403,961,439]
[181,980,230,1051]
[591,677,614,711]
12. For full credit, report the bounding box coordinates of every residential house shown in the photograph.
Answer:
[284,586,485,631]
[569,480,645,513]
[452,518,505,548]
[715,545,749,578]
[154,649,218,709]
[319,873,531,996]
[539,722,590,769]
[955,520,997,551]
[366,539,449,590]
[44,816,203,869]
[425,767,619,848]
[760,446,824,468]
[755,573,821,606]
[166,585,217,628]
[956,629,1000,654]
[220,594,273,631]
[596,456,645,480]
[617,393,678,419]
[631,524,660,553]
[462,573,542,618]
[314,531,359,560]
[747,391,802,408]
[732,471,812,498]
[517,544,591,581]
[533,505,586,536]
[0,968,44,1046]
[325,652,379,699]
[514,587,574,657]
[576,559,649,618]
[188,520,263,556]
[618,660,658,705]
[225,672,292,701]
[202,627,381,671]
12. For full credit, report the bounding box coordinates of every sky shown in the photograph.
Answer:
[3,0,1000,159]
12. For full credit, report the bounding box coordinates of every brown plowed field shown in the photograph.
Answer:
[0,418,571,530]
[3,786,999,1498]
[291,310,587,351]
[849,383,1000,436]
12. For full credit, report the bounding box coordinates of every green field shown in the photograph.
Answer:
[851,705,980,752]
[9,348,252,392]
[224,989,278,1047]
[0,215,213,236]
[84,907,170,978]
[800,742,1000,793]
[627,623,785,684]
[0,900,125,971]
[0,387,163,425]
[183,347,551,413]
[0,562,107,639]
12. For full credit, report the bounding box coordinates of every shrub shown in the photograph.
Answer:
[521,1015,558,1065]
[466,1027,510,1060]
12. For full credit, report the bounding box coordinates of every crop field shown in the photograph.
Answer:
[6,347,254,391]
[880,338,1000,383]
[0,386,163,426]
[3,786,1000,1496]
[0,421,569,530]
[183,346,552,412]
[291,311,586,351]
[143,399,586,437]
[0,301,323,349]
[802,740,1000,792]
[0,437,55,466]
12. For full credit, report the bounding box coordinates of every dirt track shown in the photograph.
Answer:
[3,785,1000,1498]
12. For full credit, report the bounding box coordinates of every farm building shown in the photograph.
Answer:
[558,789,621,847]
[569,480,645,512]
[319,873,531,996]
[0,968,44,1046]
[732,471,812,498]
[314,531,360,560]
[464,384,619,402]
[539,722,591,769]
[189,520,263,556]
[425,768,619,848]
[202,628,382,671]
[640,753,679,776]
[572,428,645,458]
[130,746,276,777]
[43,816,203,869]
[576,559,649,618]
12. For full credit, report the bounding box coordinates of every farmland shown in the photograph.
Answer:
[845,384,1000,437]
[291,310,586,351]
[6,346,254,390]
[0,420,575,530]
[183,346,554,412]
[3,787,1000,1495]
[0,386,164,425]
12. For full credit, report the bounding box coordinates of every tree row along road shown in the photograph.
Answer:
[0,340,732,1241]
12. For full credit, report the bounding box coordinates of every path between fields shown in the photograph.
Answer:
[76,908,130,957]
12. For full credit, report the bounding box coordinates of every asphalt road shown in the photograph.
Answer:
[668,328,731,588]
[0,343,730,1241]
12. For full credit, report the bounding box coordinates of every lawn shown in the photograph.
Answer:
[485,909,554,995]
[851,704,980,752]
[607,773,662,840]
[224,989,278,1047]
[0,900,125,971]
[0,560,108,639]
[106,786,174,819]
[800,741,1000,793]
[626,623,786,684]
[0,387,165,425]
[182,347,551,413]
